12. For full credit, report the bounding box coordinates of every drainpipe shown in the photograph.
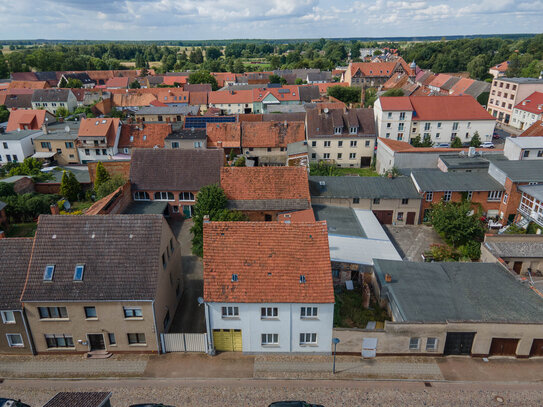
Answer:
[205,303,215,355]
[21,309,36,355]
[151,300,161,355]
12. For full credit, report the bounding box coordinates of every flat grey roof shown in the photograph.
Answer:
[313,205,366,238]
[411,170,505,192]
[518,184,543,202]
[0,129,40,140]
[42,167,91,184]
[490,160,543,183]
[34,123,79,140]
[309,176,421,199]
[484,237,543,259]
[135,105,199,115]
[498,77,543,84]
[374,259,543,323]
[123,201,168,215]
[287,140,308,155]
[0,175,32,183]
[438,155,493,170]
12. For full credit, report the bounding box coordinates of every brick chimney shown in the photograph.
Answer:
[203,215,210,223]
[0,230,5,239]
[50,203,60,215]
[385,273,392,283]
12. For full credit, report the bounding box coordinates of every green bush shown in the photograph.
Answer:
[458,240,481,260]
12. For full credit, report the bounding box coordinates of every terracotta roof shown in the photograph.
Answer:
[450,77,475,95]
[189,91,208,105]
[112,92,157,107]
[317,82,348,94]
[241,121,305,148]
[6,109,48,132]
[350,58,412,77]
[163,76,188,86]
[11,72,38,81]
[154,88,189,104]
[514,92,543,115]
[203,221,334,303]
[0,238,33,309]
[519,120,543,137]
[428,73,451,88]
[332,69,346,76]
[208,89,254,105]
[78,118,120,147]
[184,84,212,93]
[206,122,241,148]
[105,77,129,88]
[20,215,167,302]
[410,95,494,121]
[253,86,300,102]
[119,123,171,149]
[383,73,409,90]
[220,166,310,202]
[150,99,168,107]
[278,208,316,223]
[69,88,86,102]
[378,96,414,111]
[8,80,49,89]
[491,61,509,72]
[130,148,224,191]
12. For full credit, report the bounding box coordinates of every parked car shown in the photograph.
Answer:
[0,399,31,407]
[433,143,450,148]
[269,402,324,407]
[481,142,495,148]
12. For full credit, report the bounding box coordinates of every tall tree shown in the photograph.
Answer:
[59,171,81,202]
[94,161,110,189]
[188,70,218,91]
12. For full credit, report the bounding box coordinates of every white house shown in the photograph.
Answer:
[0,129,42,164]
[504,136,543,161]
[510,92,543,130]
[203,221,334,354]
[31,89,78,114]
[374,95,496,145]
[76,118,121,164]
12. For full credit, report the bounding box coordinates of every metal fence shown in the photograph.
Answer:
[161,333,208,353]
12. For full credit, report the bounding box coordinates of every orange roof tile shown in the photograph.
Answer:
[378,96,414,111]
[514,92,543,115]
[206,122,241,148]
[428,73,451,88]
[491,61,509,72]
[383,73,409,90]
[317,82,348,94]
[410,95,493,121]
[105,77,129,88]
[78,118,120,147]
[203,221,334,303]
[118,123,171,149]
[162,76,188,86]
[189,91,208,105]
[8,81,49,90]
[253,85,300,102]
[450,77,475,95]
[278,208,316,223]
[519,120,543,137]
[220,167,310,202]
[112,92,157,107]
[6,109,48,132]
[350,58,412,78]
[153,88,189,104]
[208,89,254,105]
[242,121,305,148]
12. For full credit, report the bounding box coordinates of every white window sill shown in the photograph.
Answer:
[9,344,24,348]
[300,317,319,320]
[300,343,318,347]
[124,317,144,321]
[47,347,76,350]
[40,318,70,322]
[2,321,16,324]
[128,343,147,347]
[85,317,98,321]
[261,344,280,348]
[261,317,279,321]
[221,316,240,320]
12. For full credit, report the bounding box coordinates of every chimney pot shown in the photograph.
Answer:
[50,203,60,215]
[0,230,5,239]
[203,214,210,223]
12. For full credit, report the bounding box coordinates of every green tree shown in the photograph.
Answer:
[470,131,481,147]
[189,47,204,64]
[66,78,83,88]
[59,170,81,202]
[421,134,433,147]
[206,46,222,61]
[451,137,463,148]
[0,182,16,197]
[363,88,377,107]
[95,174,126,199]
[190,184,247,256]
[234,156,246,167]
[268,74,286,85]
[55,107,69,118]
[188,70,218,91]
[467,54,489,80]
[410,135,422,147]
[0,105,10,122]
[232,59,245,74]
[129,80,141,89]
[269,55,281,70]
[8,157,43,176]
[327,86,362,104]
[94,161,110,189]
[0,55,9,79]
[382,89,404,97]
[429,200,485,248]
[295,78,304,85]
[309,161,340,176]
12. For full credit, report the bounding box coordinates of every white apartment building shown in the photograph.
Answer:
[510,92,543,130]
[487,78,543,125]
[374,95,496,145]
[504,137,543,161]
[0,129,42,164]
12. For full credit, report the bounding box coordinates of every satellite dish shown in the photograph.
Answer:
[323,108,329,114]
[64,126,70,133]
[197,297,204,305]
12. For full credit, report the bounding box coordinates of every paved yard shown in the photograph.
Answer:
[383,225,445,262]
[168,218,206,333]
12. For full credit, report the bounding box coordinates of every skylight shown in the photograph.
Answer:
[300,275,306,284]
[73,264,85,281]
[43,265,55,281]
[231,274,238,282]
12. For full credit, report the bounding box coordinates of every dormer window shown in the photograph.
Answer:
[232,274,238,282]
[73,264,85,281]
[350,126,358,134]
[334,127,342,135]
[130,136,134,142]
[43,265,55,281]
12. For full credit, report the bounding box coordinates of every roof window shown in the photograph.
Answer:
[231,274,238,282]
[43,265,55,281]
[101,120,107,124]
[95,121,99,125]
[300,275,306,284]
[73,264,85,281]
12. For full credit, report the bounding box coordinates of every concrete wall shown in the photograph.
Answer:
[374,99,413,141]
[207,302,334,353]
[243,147,287,165]
[511,107,542,130]
[0,310,33,355]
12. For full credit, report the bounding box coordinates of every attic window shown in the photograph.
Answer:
[300,275,306,284]
[95,121,99,125]
[143,135,147,141]
[101,120,107,124]
[130,136,134,142]
[231,274,238,282]
[43,265,55,281]
[73,264,85,281]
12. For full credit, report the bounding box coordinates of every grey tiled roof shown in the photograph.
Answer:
[484,238,543,258]
[21,215,166,302]
[298,85,320,102]
[130,148,224,191]
[43,392,112,407]
[227,199,310,211]
[0,129,41,140]
[309,176,420,199]
[165,128,206,140]
[464,80,491,98]
[32,89,73,103]
[411,170,505,192]
[0,238,33,309]
[4,94,33,109]
[123,201,168,215]
[374,259,543,323]
[306,107,375,138]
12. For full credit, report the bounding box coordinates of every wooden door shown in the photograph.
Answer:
[513,262,522,274]
[213,329,242,352]
[406,212,416,225]
[489,338,519,356]
[529,339,543,357]
[373,210,393,225]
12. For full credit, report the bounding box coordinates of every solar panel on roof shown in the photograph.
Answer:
[278,89,289,93]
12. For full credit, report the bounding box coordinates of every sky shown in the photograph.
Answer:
[0,0,541,40]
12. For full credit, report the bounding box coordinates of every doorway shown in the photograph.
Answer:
[529,339,543,357]
[513,262,522,274]
[443,332,476,355]
[489,338,519,356]
[406,212,416,225]
[87,334,106,351]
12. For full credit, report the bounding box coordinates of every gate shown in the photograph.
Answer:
[444,332,476,355]
[213,329,242,352]
[161,333,208,353]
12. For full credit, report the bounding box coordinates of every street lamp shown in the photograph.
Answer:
[332,337,340,374]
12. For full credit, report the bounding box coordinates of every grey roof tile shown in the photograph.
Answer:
[309,176,420,199]
[411,170,505,192]
[0,238,33,309]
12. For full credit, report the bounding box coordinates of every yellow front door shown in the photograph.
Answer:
[213,329,242,352]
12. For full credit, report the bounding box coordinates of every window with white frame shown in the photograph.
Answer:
[300,333,317,345]
[179,192,195,201]
[45,334,74,348]
[452,122,459,131]
[424,123,430,131]
[349,153,356,159]
[300,307,318,318]
[488,190,503,201]
[123,307,143,318]
[324,141,331,147]
[6,333,24,347]
[134,191,150,201]
[409,337,420,350]
[443,191,452,202]
[399,112,406,120]
[127,333,146,345]
[398,123,404,131]
[334,127,342,134]
[350,140,357,147]
[386,123,391,128]
[154,192,174,201]
[1,311,16,324]
[426,337,438,351]
[338,140,343,147]
[261,307,278,319]
[221,306,239,318]
[350,127,358,134]
[401,198,409,205]
[397,133,403,141]
[425,192,433,202]
[365,140,370,147]
[261,333,279,345]
[323,153,330,159]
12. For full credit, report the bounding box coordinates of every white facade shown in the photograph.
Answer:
[206,302,334,353]
[511,107,543,130]
[31,92,78,114]
[208,102,254,114]
[0,130,42,164]
[308,137,376,167]
[374,99,495,144]
[504,137,543,161]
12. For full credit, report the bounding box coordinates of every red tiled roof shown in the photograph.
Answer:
[450,77,475,95]
[150,99,168,107]
[410,95,494,121]
[78,118,120,147]
[208,89,254,105]
[278,208,316,223]
[350,58,412,78]
[317,82,348,94]
[332,69,346,76]
[118,123,171,149]
[189,91,208,105]
[206,122,241,148]
[212,72,237,87]
[242,121,305,148]
[253,86,300,102]
[383,73,409,90]
[378,96,414,111]
[220,167,310,202]
[8,80,49,89]
[6,109,48,132]
[162,76,188,86]
[490,61,509,72]
[112,92,157,107]
[514,92,543,115]
[153,88,189,104]
[428,73,451,88]
[105,77,129,88]
[519,120,543,137]
[203,221,334,303]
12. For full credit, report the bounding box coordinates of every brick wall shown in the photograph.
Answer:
[88,160,131,184]
[420,191,502,222]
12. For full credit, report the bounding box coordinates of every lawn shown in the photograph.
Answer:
[334,285,389,329]
[70,201,94,211]
[335,167,379,177]
[5,222,37,238]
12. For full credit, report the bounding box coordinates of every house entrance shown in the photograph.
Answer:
[443,332,475,355]
[87,334,106,351]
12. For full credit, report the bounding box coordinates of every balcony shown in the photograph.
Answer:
[518,205,543,228]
